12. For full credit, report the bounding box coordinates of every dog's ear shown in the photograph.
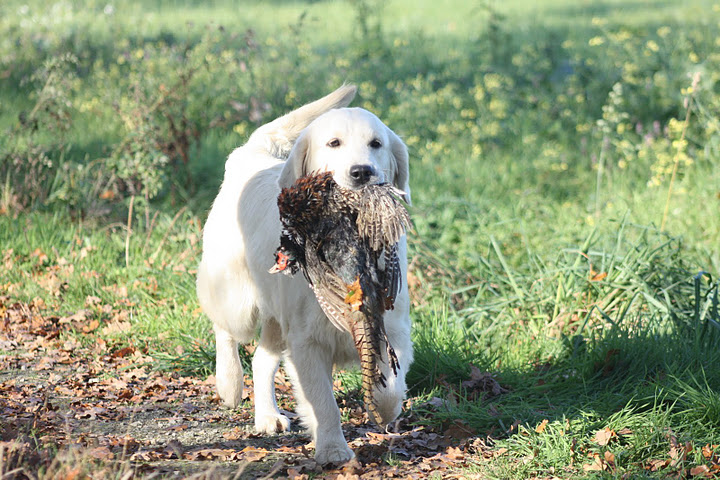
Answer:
[279,130,310,189]
[387,127,411,205]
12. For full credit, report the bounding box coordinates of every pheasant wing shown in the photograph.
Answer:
[304,246,354,334]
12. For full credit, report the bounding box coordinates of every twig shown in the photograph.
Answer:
[125,195,135,268]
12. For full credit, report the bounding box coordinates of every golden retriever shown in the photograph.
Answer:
[196,85,412,464]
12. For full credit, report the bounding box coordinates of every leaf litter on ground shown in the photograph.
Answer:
[1,295,493,478]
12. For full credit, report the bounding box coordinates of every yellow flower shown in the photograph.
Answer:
[646,40,659,52]
[657,26,671,37]
[589,36,605,47]
[233,123,247,136]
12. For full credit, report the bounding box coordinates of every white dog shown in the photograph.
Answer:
[196,85,413,464]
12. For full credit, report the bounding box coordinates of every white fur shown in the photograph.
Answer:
[196,86,413,465]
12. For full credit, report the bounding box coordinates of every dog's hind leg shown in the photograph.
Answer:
[252,318,290,433]
[214,325,245,408]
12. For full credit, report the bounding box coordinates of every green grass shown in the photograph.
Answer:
[2,0,720,478]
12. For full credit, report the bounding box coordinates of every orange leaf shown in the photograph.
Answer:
[99,189,116,200]
[344,277,363,311]
[83,319,100,333]
[32,248,48,263]
[590,270,608,281]
[535,419,549,433]
[701,444,716,459]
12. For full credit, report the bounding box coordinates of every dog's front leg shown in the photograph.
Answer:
[285,338,354,465]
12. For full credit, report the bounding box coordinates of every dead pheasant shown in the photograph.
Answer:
[269,171,411,426]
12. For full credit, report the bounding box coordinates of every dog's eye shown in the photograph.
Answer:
[369,138,382,149]
[327,138,341,148]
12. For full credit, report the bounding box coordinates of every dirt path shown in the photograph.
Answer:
[1,297,485,479]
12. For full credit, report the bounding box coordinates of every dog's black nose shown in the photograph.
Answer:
[349,165,376,185]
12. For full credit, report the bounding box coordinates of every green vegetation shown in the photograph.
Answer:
[2,0,719,478]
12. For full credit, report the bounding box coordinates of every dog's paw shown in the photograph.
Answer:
[216,380,243,409]
[255,413,290,434]
[314,443,354,466]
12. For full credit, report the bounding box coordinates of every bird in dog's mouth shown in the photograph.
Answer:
[269,170,411,426]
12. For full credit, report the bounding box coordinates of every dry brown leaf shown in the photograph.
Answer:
[444,420,476,440]
[83,319,100,333]
[582,454,605,472]
[241,446,268,462]
[701,444,717,459]
[689,465,711,477]
[101,320,131,335]
[593,427,617,446]
[647,459,670,471]
[492,448,508,457]
[88,446,114,460]
[604,450,616,469]
[85,295,102,306]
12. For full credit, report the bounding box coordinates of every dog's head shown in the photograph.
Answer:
[278,107,410,203]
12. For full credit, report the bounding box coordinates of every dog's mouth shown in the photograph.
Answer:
[330,165,382,190]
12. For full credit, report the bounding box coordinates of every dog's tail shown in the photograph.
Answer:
[249,84,357,159]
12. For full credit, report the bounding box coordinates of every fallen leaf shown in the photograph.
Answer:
[492,448,508,457]
[111,346,135,358]
[535,419,549,434]
[102,320,131,335]
[85,295,101,306]
[32,248,49,264]
[445,446,464,461]
[88,446,113,460]
[83,319,100,333]
[689,465,710,477]
[702,444,717,459]
[583,454,605,471]
[647,459,669,471]
[593,427,617,446]
[590,270,607,281]
[241,446,268,462]
[604,450,616,470]
[444,419,476,440]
